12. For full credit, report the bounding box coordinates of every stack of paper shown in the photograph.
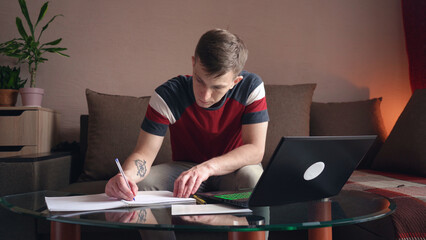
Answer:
[171,203,252,216]
[45,191,195,212]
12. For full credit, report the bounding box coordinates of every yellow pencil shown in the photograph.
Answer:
[192,194,206,204]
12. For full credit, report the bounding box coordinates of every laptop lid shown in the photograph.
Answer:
[248,135,377,207]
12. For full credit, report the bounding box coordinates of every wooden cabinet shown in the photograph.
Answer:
[0,107,59,157]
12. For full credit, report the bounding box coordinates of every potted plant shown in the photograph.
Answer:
[0,65,27,106]
[0,0,69,107]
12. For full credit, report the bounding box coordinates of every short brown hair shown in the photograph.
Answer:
[194,29,248,78]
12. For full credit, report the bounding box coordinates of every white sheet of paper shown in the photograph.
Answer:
[171,203,252,216]
[45,191,195,212]
[122,191,195,206]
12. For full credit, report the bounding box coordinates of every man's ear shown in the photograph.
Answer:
[192,56,196,68]
[232,76,243,88]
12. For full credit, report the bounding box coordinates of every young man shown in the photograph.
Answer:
[105,29,269,200]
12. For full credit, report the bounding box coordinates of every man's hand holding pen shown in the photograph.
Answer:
[105,158,138,201]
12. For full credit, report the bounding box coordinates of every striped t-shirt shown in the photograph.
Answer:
[141,71,269,163]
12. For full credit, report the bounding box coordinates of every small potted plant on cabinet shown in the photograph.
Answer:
[0,0,69,107]
[0,66,27,106]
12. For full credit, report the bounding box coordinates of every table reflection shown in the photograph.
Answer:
[102,206,267,228]
[175,214,250,226]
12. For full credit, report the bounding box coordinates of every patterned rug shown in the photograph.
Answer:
[344,170,426,240]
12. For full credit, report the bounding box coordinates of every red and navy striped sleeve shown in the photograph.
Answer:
[141,75,192,136]
[236,72,269,124]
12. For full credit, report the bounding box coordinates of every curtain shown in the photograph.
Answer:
[401,0,426,92]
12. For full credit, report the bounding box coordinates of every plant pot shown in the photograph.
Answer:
[0,89,19,107]
[20,87,44,107]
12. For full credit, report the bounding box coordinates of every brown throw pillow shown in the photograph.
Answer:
[80,89,172,181]
[309,98,387,168]
[263,84,316,167]
[310,98,387,140]
[372,89,426,177]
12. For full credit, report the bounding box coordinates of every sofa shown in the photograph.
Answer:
[2,84,426,240]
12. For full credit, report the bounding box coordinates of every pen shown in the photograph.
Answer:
[192,194,206,204]
[115,158,135,201]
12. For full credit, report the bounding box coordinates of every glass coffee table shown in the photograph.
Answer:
[0,190,395,240]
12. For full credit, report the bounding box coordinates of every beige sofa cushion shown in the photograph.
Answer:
[80,89,172,181]
[263,84,316,166]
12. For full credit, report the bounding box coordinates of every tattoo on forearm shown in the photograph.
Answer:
[138,209,147,223]
[135,159,147,178]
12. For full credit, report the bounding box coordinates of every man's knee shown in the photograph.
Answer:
[137,175,160,191]
[235,164,263,189]
[136,165,173,191]
[136,162,193,191]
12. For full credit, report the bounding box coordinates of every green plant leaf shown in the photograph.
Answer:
[18,0,34,37]
[0,38,20,46]
[9,54,23,58]
[0,66,27,89]
[9,71,18,87]
[35,2,49,28]
[30,41,39,49]
[42,47,69,57]
[56,52,70,57]
[18,78,27,88]
[42,47,67,52]
[42,38,62,46]
[16,17,28,40]
[38,14,63,42]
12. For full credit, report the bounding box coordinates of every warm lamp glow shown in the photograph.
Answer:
[380,96,411,138]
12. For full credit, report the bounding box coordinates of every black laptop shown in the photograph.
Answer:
[197,135,377,208]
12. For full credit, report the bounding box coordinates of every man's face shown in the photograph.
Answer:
[192,56,242,108]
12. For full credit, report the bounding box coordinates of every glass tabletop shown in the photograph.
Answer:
[0,190,395,232]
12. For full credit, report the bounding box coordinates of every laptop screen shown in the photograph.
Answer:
[248,135,377,207]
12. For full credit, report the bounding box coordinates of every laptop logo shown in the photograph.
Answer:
[303,162,325,181]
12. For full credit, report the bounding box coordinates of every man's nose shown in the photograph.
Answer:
[200,87,212,100]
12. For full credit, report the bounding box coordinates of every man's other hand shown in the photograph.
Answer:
[173,165,211,198]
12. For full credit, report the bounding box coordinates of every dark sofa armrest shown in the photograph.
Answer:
[65,114,88,183]
[0,152,72,196]
[80,115,89,161]
[49,115,88,183]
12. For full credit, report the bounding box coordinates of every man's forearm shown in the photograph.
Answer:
[122,153,153,183]
[201,143,265,177]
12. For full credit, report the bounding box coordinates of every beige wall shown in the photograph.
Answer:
[0,0,410,141]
